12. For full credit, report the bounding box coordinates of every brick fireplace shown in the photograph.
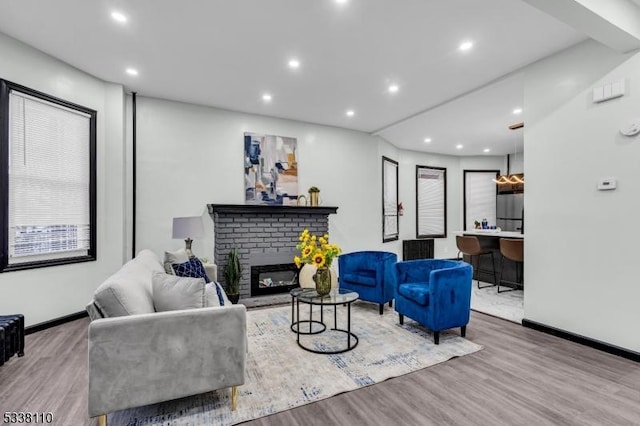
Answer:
[208,204,338,299]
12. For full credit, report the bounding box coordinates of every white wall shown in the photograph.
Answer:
[133,97,508,265]
[398,151,503,258]
[0,33,127,326]
[133,97,396,262]
[524,39,640,352]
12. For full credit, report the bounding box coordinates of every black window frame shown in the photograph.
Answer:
[0,79,97,272]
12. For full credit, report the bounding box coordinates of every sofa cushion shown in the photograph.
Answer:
[173,257,211,283]
[152,272,206,312]
[93,249,163,317]
[398,282,430,306]
[342,269,377,287]
[163,248,190,274]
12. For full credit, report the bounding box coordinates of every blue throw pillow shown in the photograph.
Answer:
[172,258,211,283]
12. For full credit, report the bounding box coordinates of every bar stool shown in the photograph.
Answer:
[456,235,497,289]
[498,238,524,293]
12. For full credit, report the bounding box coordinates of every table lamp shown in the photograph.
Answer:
[172,216,204,259]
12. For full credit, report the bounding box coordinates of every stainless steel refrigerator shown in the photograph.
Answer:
[497,193,524,232]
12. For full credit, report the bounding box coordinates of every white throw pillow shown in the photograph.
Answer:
[163,248,190,274]
[152,271,205,312]
[205,282,231,307]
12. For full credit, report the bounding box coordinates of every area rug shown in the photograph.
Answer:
[109,302,482,425]
[471,282,524,323]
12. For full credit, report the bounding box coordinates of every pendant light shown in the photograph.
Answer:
[493,122,525,185]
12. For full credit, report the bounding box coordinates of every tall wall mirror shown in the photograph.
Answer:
[382,156,399,242]
[416,165,446,238]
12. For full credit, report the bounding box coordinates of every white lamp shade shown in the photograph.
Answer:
[172,216,204,239]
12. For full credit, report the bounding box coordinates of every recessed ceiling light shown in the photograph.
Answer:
[483,148,491,153]
[262,94,272,102]
[288,59,300,69]
[424,138,432,143]
[346,110,355,117]
[456,144,464,149]
[388,84,399,93]
[111,11,127,23]
[513,108,523,115]
[459,41,474,51]
[125,68,138,76]
[335,0,348,4]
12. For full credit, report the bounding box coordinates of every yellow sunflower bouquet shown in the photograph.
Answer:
[294,229,342,269]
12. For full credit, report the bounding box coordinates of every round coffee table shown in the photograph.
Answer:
[293,288,359,354]
[290,288,326,335]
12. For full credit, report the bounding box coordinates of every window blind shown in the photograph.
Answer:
[464,171,497,230]
[417,166,446,237]
[8,90,91,263]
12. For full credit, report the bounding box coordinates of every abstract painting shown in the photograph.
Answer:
[244,132,299,205]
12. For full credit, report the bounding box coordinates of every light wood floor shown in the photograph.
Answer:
[1,311,638,426]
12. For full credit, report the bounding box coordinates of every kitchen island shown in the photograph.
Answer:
[461,230,524,239]
[458,230,524,290]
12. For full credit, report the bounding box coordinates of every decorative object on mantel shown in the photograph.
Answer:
[223,248,242,304]
[296,194,307,206]
[308,186,320,206]
[172,216,204,259]
[244,132,299,206]
[294,229,342,296]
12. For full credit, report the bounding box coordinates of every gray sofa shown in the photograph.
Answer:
[86,250,247,424]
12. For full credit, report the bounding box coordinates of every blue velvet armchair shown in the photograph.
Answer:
[338,251,397,314]
[394,259,473,344]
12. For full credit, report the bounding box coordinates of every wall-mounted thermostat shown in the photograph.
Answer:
[597,178,617,191]
[620,119,640,137]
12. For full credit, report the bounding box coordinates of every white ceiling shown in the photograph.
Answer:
[0,0,587,155]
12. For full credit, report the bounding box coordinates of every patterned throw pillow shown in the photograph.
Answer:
[172,258,211,283]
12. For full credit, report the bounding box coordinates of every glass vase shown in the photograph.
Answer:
[313,266,331,296]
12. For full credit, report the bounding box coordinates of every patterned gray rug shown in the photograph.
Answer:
[109,302,482,425]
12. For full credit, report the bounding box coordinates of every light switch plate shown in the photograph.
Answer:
[612,79,625,97]
[593,86,604,103]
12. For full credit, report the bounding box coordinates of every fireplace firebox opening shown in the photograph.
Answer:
[251,263,300,296]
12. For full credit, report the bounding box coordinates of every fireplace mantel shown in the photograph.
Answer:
[207,204,338,215]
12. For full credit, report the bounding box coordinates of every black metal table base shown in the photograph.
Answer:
[294,296,358,354]
[298,328,359,354]
[290,320,326,335]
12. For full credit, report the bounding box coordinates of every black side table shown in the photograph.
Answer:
[294,288,359,354]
